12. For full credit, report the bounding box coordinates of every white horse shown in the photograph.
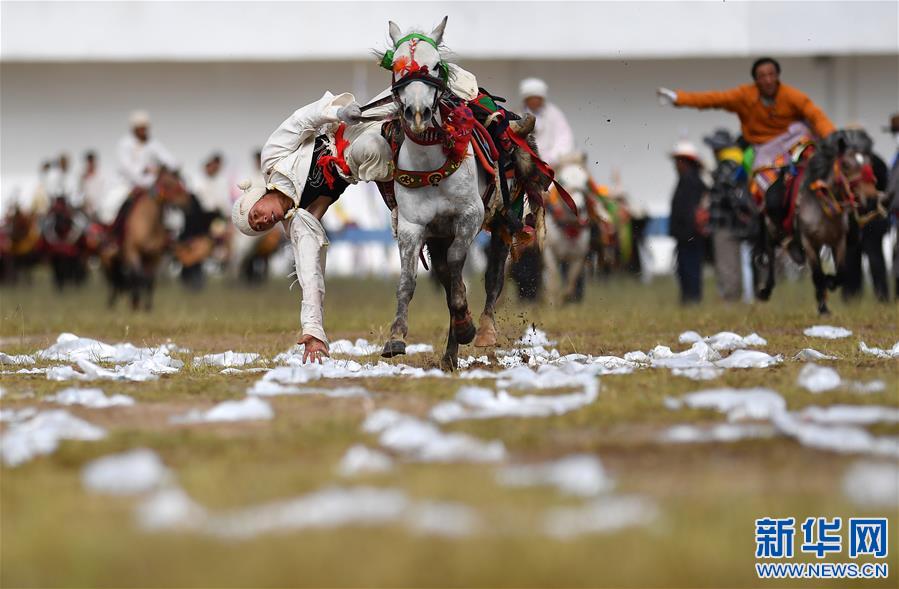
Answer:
[543,156,594,302]
[379,17,490,370]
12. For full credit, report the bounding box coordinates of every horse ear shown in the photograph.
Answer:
[430,16,448,45]
[388,21,402,46]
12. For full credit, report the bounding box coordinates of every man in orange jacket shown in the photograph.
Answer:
[657,57,835,146]
[657,58,837,254]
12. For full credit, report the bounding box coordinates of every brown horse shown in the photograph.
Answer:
[102,168,189,310]
[0,205,41,284]
[753,130,882,314]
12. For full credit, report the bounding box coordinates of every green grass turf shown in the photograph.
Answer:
[1,271,896,587]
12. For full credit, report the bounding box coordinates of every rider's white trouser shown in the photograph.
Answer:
[289,208,329,345]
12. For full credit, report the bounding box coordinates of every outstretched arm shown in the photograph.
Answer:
[673,86,746,112]
[117,138,155,189]
[261,91,356,175]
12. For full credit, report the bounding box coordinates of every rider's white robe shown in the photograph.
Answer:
[524,100,575,169]
[117,134,179,190]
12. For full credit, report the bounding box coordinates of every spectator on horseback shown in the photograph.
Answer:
[117,110,179,190]
[668,141,708,305]
[520,77,575,168]
[231,92,394,363]
[658,57,836,262]
[703,128,752,302]
[657,57,834,148]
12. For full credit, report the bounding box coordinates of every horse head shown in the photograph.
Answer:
[827,129,879,202]
[385,17,448,135]
[153,167,190,208]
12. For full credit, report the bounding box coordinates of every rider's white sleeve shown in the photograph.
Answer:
[289,208,330,345]
[148,140,179,172]
[117,136,155,189]
[261,91,356,176]
[446,63,479,101]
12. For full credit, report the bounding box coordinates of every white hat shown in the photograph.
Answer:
[231,179,268,236]
[670,140,702,163]
[345,134,394,182]
[129,110,151,128]
[519,77,548,99]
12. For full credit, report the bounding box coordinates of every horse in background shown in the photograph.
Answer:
[543,153,595,302]
[39,197,91,290]
[101,168,189,310]
[752,129,883,314]
[0,204,41,285]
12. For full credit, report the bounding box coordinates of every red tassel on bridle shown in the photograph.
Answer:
[441,104,475,160]
[317,123,351,190]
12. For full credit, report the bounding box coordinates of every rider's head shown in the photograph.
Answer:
[232,180,292,236]
[751,57,781,99]
[345,134,394,182]
[520,78,548,112]
[130,110,151,142]
[205,153,223,177]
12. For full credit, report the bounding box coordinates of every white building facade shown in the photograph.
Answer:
[2,1,897,216]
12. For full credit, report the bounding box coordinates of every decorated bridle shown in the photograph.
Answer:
[809,150,884,224]
[374,32,479,189]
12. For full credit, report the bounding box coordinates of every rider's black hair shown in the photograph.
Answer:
[751,57,781,79]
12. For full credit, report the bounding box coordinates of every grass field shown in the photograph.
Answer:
[1,270,897,588]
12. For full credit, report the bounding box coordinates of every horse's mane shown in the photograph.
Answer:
[803,128,873,186]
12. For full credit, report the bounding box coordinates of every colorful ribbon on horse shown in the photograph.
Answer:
[504,129,579,216]
[317,123,350,190]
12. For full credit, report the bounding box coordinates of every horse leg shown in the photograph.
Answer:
[565,254,587,303]
[752,219,775,301]
[474,230,510,348]
[446,217,480,347]
[143,255,161,312]
[427,238,460,371]
[543,245,562,303]
[382,220,425,358]
[803,237,829,315]
[829,235,847,292]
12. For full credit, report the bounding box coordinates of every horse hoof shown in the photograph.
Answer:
[755,288,772,301]
[381,340,406,358]
[818,306,831,316]
[473,316,497,348]
[453,318,477,345]
[439,355,458,372]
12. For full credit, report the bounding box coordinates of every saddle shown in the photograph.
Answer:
[757,142,815,237]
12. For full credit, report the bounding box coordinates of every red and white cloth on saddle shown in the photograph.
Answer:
[750,122,816,234]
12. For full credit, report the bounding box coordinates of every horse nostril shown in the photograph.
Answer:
[422,107,432,121]
[404,106,414,120]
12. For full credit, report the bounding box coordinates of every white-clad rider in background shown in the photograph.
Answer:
[519,77,576,168]
[117,110,179,190]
